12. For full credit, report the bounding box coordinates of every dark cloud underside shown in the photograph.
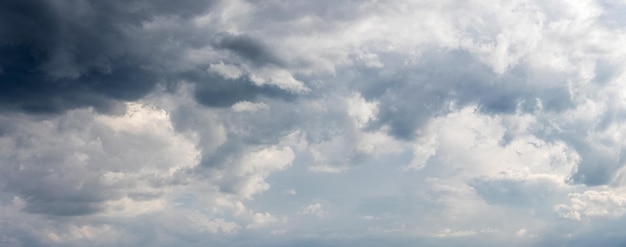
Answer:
[3,1,626,247]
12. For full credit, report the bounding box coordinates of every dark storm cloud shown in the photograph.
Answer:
[0,0,214,114]
[193,75,297,107]
[5,0,626,246]
[0,44,154,113]
[215,33,285,67]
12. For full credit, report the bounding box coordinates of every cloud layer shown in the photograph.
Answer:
[3,0,626,246]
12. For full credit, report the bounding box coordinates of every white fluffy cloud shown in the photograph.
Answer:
[4,0,626,246]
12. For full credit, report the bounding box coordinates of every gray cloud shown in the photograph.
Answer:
[193,76,297,107]
[4,0,626,246]
[348,49,572,139]
[215,33,285,67]
[0,0,219,114]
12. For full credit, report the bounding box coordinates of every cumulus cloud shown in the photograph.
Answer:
[555,188,626,220]
[0,102,200,216]
[4,0,626,246]
[298,203,326,217]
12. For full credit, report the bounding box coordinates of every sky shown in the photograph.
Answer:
[2,0,626,246]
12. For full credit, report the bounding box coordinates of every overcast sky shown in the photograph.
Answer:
[2,0,626,246]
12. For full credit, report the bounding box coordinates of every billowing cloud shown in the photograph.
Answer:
[4,0,626,246]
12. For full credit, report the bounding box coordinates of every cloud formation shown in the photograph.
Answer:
[3,0,626,246]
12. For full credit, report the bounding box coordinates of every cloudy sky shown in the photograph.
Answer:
[2,0,626,246]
